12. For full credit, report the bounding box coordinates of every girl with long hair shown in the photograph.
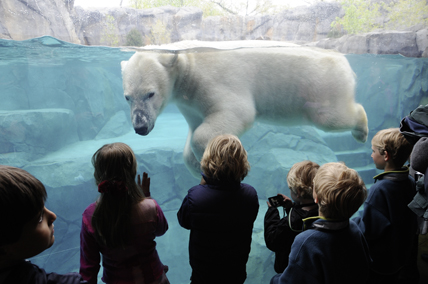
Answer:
[80,142,169,284]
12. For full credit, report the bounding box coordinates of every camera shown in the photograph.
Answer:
[268,195,293,210]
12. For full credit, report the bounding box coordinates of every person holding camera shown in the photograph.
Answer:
[270,162,370,284]
[264,160,320,273]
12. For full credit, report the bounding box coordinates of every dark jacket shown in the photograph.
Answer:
[353,168,418,275]
[0,260,87,284]
[177,176,259,284]
[264,204,318,273]
[270,218,371,284]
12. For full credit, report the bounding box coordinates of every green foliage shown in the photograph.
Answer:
[327,22,346,38]
[384,0,428,29]
[332,0,428,36]
[125,28,144,46]
[331,0,382,35]
[126,0,287,17]
[145,19,171,45]
[101,15,120,46]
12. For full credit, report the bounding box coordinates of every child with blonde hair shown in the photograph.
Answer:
[79,142,169,284]
[354,128,418,283]
[177,134,259,284]
[270,162,370,284]
[264,160,319,273]
[0,165,87,284]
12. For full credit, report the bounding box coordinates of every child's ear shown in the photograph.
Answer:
[384,150,390,161]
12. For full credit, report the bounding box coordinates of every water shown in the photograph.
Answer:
[1,36,427,283]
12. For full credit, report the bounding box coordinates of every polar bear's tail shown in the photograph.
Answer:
[351,103,368,143]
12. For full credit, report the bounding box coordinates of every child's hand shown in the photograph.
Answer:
[278,193,291,202]
[267,194,291,207]
[138,172,151,197]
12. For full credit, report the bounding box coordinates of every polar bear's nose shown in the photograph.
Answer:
[135,126,149,135]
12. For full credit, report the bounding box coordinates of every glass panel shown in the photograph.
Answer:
[0,1,427,283]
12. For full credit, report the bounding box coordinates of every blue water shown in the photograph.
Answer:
[0,36,427,283]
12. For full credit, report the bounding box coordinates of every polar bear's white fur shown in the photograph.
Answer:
[121,41,368,177]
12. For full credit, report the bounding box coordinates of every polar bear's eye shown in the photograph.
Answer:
[148,92,155,99]
[125,95,131,101]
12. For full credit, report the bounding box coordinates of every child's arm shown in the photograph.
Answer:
[79,218,101,284]
[177,194,192,229]
[264,208,296,252]
[153,200,169,236]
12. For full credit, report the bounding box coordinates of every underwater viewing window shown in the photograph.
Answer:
[0,0,427,283]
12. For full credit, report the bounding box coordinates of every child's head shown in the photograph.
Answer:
[287,160,320,201]
[201,134,250,182]
[0,166,56,262]
[371,128,413,170]
[91,143,144,248]
[92,142,138,188]
[313,162,367,220]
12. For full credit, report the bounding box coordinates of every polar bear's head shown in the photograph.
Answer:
[121,52,178,136]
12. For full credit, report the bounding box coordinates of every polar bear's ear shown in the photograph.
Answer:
[121,61,128,72]
[159,54,178,68]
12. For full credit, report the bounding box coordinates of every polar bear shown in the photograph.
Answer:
[121,41,368,177]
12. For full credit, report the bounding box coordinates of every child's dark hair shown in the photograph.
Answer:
[91,143,145,248]
[0,165,46,246]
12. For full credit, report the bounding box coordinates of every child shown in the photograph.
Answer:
[264,160,320,273]
[79,142,169,284]
[177,134,259,284]
[270,162,370,284]
[353,128,418,283]
[0,165,87,284]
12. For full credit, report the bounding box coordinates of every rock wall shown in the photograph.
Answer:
[0,0,426,57]
[71,3,342,46]
[0,0,79,43]
[314,29,428,57]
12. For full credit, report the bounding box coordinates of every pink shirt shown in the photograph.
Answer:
[79,199,168,284]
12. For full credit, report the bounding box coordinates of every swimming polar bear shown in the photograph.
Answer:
[121,41,368,177]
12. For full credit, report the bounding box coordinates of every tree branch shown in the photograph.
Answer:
[209,1,238,15]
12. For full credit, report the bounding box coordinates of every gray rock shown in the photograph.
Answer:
[73,6,194,46]
[95,110,133,140]
[0,109,79,156]
[173,7,203,41]
[271,2,342,42]
[315,30,422,57]
[366,31,420,57]
[340,34,371,54]
[416,29,428,57]
[0,0,80,43]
